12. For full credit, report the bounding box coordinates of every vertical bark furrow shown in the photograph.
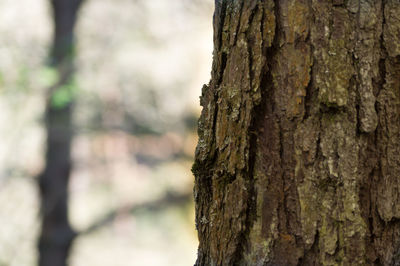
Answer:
[368,2,400,264]
[354,1,381,133]
[194,1,276,265]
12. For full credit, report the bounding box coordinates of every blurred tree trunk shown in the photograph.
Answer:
[38,1,83,266]
[193,1,400,265]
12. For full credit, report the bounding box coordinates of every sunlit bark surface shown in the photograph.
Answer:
[193,1,400,265]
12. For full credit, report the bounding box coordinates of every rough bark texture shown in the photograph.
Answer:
[38,1,83,266]
[193,0,400,265]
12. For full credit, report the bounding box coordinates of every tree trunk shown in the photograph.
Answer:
[38,1,83,266]
[193,0,400,265]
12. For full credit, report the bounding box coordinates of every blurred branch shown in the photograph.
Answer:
[79,191,192,236]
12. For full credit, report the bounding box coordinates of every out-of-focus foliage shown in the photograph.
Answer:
[51,78,79,109]
[39,67,58,88]
[0,0,213,265]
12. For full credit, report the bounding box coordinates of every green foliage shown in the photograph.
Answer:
[38,66,58,88]
[16,67,30,92]
[51,79,79,109]
[38,66,79,108]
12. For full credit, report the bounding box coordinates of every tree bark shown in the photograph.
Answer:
[38,1,83,266]
[193,0,400,265]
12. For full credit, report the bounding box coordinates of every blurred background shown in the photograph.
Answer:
[0,0,213,265]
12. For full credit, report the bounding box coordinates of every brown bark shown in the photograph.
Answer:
[193,0,400,265]
[38,1,83,266]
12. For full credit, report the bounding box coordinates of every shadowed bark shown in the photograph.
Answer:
[38,1,83,266]
[193,0,400,265]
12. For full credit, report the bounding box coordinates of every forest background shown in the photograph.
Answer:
[0,0,213,265]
